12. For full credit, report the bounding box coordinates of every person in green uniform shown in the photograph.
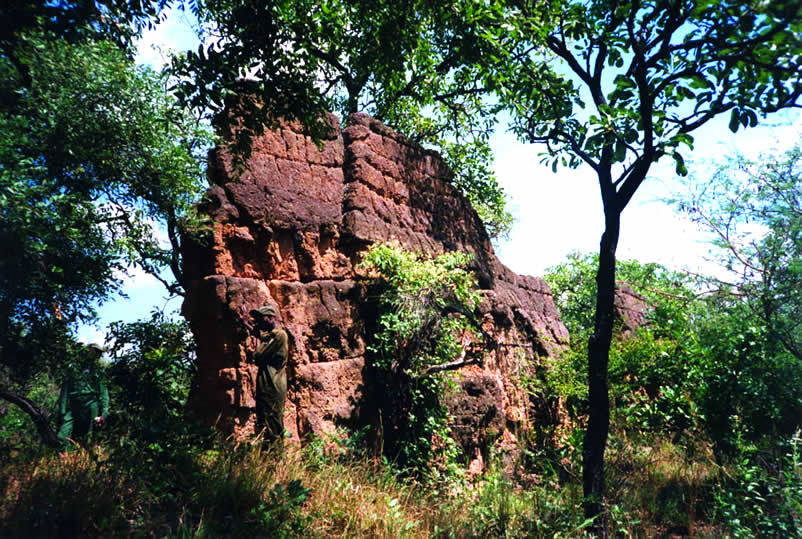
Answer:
[250,304,288,449]
[56,343,109,449]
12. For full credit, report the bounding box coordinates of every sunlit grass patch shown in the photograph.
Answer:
[605,430,719,536]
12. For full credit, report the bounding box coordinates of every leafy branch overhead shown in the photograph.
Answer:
[505,0,802,209]
[171,0,516,237]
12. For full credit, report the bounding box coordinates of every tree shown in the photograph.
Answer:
[545,253,703,427]
[0,0,170,93]
[677,144,802,361]
[171,0,517,236]
[0,32,211,446]
[500,0,802,529]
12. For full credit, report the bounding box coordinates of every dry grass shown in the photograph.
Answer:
[278,446,426,537]
[0,449,132,537]
[605,431,720,536]
[0,440,449,538]
[0,432,733,538]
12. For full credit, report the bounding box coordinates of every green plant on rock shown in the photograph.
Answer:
[359,243,481,476]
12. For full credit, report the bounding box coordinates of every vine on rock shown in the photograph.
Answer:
[359,244,481,477]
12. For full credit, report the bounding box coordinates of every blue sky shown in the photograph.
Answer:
[78,8,802,343]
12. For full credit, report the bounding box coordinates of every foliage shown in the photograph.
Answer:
[105,311,196,442]
[677,144,802,361]
[0,441,314,537]
[545,253,702,422]
[546,252,698,339]
[0,27,212,442]
[546,252,802,459]
[713,432,802,537]
[0,450,132,536]
[692,300,802,460]
[0,406,787,538]
[442,137,513,240]
[0,373,60,455]
[0,0,169,78]
[671,145,802,458]
[1,35,210,318]
[453,466,591,537]
[191,445,312,537]
[359,243,480,475]
[0,322,304,537]
[171,0,514,236]
[505,0,802,179]
[601,429,721,535]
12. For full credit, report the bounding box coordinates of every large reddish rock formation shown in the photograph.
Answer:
[615,282,650,337]
[182,113,568,462]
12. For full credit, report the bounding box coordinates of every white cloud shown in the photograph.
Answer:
[135,8,200,70]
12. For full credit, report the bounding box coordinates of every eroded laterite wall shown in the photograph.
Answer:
[182,112,569,467]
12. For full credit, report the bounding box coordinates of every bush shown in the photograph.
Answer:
[713,432,802,536]
[106,311,196,441]
[693,303,802,461]
[544,252,703,435]
[359,244,481,476]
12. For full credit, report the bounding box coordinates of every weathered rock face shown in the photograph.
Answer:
[182,112,569,463]
[614,282,650,337]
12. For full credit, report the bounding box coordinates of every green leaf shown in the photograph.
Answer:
[729,109,741,133]
[673,152,688,176]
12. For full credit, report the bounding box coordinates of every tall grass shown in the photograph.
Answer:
[0,428,780,537]
[0,435,591,537]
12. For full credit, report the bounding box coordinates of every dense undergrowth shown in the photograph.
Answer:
[2,247,802,536]
[2,421,799,537]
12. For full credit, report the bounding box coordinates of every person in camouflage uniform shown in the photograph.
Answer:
[56,343,109,448]
[250,304,288,449]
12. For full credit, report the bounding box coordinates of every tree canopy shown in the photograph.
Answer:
[678,143,802,361]
[171,0,516,236]
[0,27,211,444]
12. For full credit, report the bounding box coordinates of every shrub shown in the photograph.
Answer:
[713,432,802,536]
[359,243,481,476]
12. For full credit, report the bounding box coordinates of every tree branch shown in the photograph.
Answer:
[0,385,61,448]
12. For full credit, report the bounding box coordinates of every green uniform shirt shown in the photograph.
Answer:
[57,367,109,419]
[56,365,109,446]
[253,328,288,372]
[254,327,288,400]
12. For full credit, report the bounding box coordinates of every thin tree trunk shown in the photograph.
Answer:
[0,386,62,448]
[583,209,621,535]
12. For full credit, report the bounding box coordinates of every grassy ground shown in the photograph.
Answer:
[0,426,737,538]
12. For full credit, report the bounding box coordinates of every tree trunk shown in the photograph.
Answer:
[583,209,621,535]
[0,386,62,448]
